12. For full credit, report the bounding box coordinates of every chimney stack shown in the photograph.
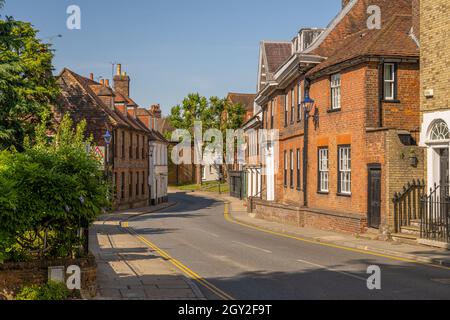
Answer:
[114,64,130,98]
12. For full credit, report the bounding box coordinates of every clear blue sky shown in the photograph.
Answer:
[3,0,340,115]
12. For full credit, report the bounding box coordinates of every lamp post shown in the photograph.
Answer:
[103,130,112,172]
[301,94,315,208]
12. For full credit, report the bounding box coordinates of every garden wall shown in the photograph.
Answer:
[0,255,96,298]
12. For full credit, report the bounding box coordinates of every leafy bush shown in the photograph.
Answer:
[15,281,70,301]
[0,115,111,262]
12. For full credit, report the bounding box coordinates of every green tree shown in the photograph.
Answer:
[0,15,59,150]
[168,93,246,184]
[0,114,111,262]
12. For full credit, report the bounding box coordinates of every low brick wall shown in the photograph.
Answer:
[252,199,304,228]
[250,198,367,235]
[0,255,97,298]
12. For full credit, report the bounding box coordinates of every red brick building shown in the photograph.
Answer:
[250,0,424,236]
[55,66,167,210]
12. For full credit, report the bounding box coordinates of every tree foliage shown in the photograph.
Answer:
[0,15,59,150]
[168,93,246,137]
[0,115,111,262]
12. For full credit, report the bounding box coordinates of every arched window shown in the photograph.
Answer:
[430,120,450,141]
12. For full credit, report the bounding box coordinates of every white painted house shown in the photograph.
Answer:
[149,130,169,205]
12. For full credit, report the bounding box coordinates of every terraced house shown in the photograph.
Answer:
[249,0,423,237]
[416,0,450,246]
[55,65,168,210]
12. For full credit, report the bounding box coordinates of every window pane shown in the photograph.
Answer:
[384,64,394,81]
[384,82,393,99]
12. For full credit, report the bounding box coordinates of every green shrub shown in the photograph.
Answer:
[15,281,70,301]
[0,114,111,262]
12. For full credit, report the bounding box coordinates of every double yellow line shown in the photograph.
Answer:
[122,221,234,300]
[224,203,450,271]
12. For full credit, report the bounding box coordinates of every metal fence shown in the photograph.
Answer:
[420,185,450,243]
[392,180,426,233]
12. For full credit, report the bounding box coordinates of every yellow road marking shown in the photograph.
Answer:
[223,203,450,271]
[122,221,234,300]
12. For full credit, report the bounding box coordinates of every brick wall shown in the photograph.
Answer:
[383,63,420,131]
[113,127,149,210]
[252,198,366,234]
[385,129,425,230]
[0,256,97,298]
[420,0,450,113]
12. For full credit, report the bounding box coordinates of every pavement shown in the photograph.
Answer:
[89,202,205,300]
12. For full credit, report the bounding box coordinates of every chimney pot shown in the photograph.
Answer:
[100,79,104,85]
[105,79,110,87]
[90,73,94,80]
[117,64,122,76]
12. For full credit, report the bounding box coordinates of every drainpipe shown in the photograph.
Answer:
[378,58,385,128]
[302,78,311,208]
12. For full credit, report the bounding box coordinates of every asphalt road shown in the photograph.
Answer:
[128,192,450,300]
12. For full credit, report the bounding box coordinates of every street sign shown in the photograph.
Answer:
[93,146,106,166]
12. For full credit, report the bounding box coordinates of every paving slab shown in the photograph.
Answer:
[90,202,205,300]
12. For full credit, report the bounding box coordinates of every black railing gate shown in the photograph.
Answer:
[420,185,450,243]
[393,180,426,233]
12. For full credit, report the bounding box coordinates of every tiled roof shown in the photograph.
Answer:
[306,14,418,76]
[58,68,166,142]
[262,42,293,74]
[227,93,256,112]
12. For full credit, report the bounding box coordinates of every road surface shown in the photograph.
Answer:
[127,192,450,300]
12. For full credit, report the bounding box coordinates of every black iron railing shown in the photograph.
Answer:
[420,184,450,243]
[393,180,426,233]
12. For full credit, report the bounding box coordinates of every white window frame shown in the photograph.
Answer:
[383,63,395,101]
[284,94,289,127]
[284,151,288,187]
[318,148,329,193]
[338,146,352,195]
[270,99,274,129]
[290,89,295,123]
[331,73,341,110]
[290,150,294,188]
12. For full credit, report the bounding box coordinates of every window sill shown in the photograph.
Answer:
[317,191,329,195]
[382,99,401,104]
[337,193,352,198]
[327,108,341,113]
